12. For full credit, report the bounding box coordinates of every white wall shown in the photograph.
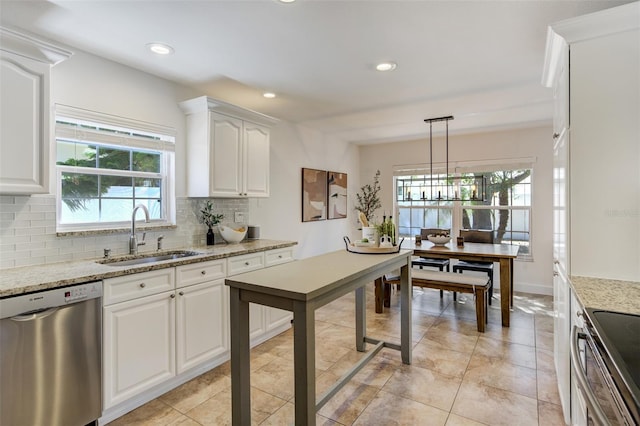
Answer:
[250,122,359,259]
[52,49,199,197]
[358,126,555,295]
[0,47,358,268]
[2,44,555,294]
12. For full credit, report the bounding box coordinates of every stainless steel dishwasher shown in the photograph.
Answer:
[0,281,102,426]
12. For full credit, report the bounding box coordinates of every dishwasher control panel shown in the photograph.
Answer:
[0,281,103,319]
[64,282,101,303]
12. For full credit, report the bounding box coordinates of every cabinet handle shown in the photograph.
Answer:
[245,261,250,266]
[278,255,282,259]
[170,293,175,299]
[553,132,560,139]
[179,291,184,296]
[139,283,146,288]
[553,271,559,277]
[201,270,206,275]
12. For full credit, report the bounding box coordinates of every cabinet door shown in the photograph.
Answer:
[552,41,569,136]
[227,252,265,276]
[265,307,292,332]
[264,248,293,333]
[249,303,266,343]
[553,130,569,270]
[553,265,571,424]
[243,122,270,197]
[0,52,50,194]
[265,247,294,267]
[103,291,175,409]
[176,279,228,373]
[209,112,242,197]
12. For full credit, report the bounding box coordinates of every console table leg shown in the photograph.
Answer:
[230,287,251,426]
[293,300,316,426]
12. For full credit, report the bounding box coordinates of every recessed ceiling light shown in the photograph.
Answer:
[146,43,174,55]
[263,92,276,99]
[278,0,296,3]
[376,61,397,72]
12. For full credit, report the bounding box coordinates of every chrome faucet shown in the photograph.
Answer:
[129,204,150,255]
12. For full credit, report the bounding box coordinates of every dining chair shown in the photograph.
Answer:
[452,229,495,304]
[414,228,451,299]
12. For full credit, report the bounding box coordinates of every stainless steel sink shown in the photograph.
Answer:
[98,250,202,266]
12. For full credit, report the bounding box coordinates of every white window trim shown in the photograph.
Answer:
[54,105,176,233]
[394,159,534,261]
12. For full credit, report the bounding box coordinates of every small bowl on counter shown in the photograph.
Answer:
[218,224,248,244]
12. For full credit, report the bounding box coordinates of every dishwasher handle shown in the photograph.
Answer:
[9,307,59,322]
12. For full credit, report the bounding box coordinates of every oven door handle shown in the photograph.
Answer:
[570,325,611,426]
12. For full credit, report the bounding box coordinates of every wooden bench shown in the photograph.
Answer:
[377,269,491,332]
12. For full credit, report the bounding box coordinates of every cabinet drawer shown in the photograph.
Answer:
[104,268,175,305]
[227,252,265,276]
[265,247,294,267]
[176,259,226,288]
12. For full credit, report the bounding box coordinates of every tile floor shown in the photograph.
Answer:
[107,284,565,425]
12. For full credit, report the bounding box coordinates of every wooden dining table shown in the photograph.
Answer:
[376,239,520,327]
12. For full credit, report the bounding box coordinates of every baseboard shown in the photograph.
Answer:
[498,281,553,296]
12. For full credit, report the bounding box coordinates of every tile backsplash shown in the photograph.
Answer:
[0,195,248,269]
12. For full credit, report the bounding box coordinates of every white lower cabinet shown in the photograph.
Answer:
[102,247,294,420]
[103,262,227,411]
[103,289,176,409]
[264,247,294,333]
[227,247,294,347]
[175,260,228,374]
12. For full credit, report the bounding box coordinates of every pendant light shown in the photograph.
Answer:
[420,115,487,202]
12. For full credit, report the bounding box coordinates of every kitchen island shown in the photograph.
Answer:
[225,249,413,426]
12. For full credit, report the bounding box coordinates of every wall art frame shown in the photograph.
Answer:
[301,168,327,222]
[327,171,347,220]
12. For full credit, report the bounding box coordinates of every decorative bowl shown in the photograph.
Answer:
[218,224,248,244]
[427,234,451,246]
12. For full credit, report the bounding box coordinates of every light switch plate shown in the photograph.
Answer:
[234,212,245,223]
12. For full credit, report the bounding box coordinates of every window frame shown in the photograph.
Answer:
[394,160,534,260]
[54,105,176,233]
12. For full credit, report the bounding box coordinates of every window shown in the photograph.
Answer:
[55,106,175,232]
[396,166,533,258]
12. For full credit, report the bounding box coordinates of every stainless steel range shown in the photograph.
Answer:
[572,308,640,425]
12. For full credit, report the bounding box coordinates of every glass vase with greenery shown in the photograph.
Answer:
[355,170,382,226]
[200,200,224,245]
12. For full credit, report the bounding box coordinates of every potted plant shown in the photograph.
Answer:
[355,170,382,243]
[200,200,224,245]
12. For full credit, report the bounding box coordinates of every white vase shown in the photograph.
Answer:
[362,227,378,246]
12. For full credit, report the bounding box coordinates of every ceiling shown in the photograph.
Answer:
[0,0,632,143]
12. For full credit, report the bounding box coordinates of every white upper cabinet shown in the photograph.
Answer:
[179,96,278,198]
[0,27,71,195]
[544,2,639,281]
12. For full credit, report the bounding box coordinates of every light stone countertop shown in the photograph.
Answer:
[0,239,297,298]
[570,275,640,316]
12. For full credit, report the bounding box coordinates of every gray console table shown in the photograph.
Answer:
[226,249,413,426]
